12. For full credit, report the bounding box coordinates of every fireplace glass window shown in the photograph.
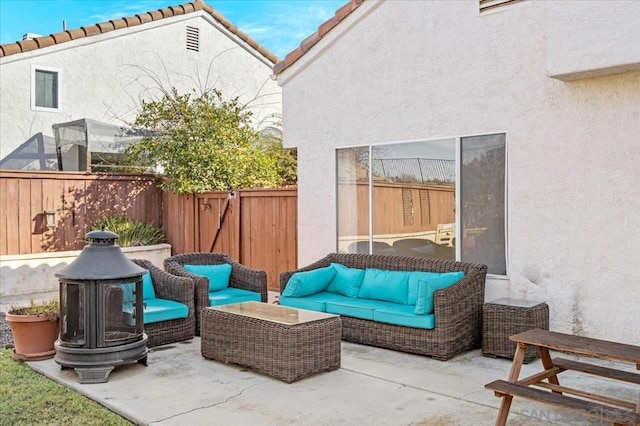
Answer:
[60,281,86,346]
[103,281,142,345]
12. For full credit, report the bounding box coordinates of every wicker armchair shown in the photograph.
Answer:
[280,253,487,360]
[164,252,267,335]
[130,259,195,347]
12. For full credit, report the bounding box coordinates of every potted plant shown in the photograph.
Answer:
[5,298,60,361]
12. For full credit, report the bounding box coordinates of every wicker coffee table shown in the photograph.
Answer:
[201,302,341,383]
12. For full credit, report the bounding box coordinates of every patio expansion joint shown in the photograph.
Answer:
[147,382,264,425]
[341,366,499,413]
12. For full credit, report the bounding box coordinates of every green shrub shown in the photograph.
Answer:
[8,299,60,321]
[91,216,166,247]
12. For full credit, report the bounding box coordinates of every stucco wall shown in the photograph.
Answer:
[546,0,640,80]
[277,1,640,343]
[0,243,171,311]
[0,11,281,167]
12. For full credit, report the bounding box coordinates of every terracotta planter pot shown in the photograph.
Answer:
[5,313,59,361]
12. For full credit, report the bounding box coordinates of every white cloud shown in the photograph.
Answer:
[89,1,172,23]
[234,1,345,59]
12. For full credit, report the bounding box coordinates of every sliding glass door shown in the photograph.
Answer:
[336,133,506,276]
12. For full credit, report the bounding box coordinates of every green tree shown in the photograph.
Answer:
[256,124,297,187]
[127,88,286,193]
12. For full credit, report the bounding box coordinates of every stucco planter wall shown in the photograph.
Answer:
[0,243,171,311]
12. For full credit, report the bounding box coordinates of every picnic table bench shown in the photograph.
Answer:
[485,329,640,425]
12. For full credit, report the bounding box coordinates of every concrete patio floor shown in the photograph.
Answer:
[26,337,639,426]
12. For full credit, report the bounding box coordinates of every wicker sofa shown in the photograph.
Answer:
[279,253,487,360]
[164,252,268,335]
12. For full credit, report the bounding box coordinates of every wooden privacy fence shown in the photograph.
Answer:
[162,188,298,292]
[0,171,162,255]
[0,171,298,292]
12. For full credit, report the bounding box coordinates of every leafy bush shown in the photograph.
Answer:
[127,88,286,193]
[92,216,166,247]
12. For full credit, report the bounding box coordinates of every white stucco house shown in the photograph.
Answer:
[0,0,281,171]
[274,0,640,344]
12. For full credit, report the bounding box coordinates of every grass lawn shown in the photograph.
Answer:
[0,348,132,425]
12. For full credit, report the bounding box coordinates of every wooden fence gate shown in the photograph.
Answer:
[163,188,298,291]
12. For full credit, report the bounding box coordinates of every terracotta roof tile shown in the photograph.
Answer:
[273,0,364,75]
[318,16,339,36]
[1,43,21,56]
[137,13,153,24]
[111,19,127,30]
[169,5,186,15]
[123,16,141,27]
[300,32,320,54]
[82,25,101,37]
[0,1,276,62]
[96,22,115,33]
[17,39,38,53]
[35,36,56,49]
[149,10,164,21]
[51,31,71,44]
[159,7,173,18]
[67,28,85,40]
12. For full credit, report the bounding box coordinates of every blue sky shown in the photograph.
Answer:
[0,0,346,59]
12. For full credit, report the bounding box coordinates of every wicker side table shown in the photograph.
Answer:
[482,298,549,363]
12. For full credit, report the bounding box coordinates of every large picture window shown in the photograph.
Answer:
[336,133,506,276]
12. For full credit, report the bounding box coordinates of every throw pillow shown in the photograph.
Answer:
[325,263,365,297]
[184,264,232,292]
[414,272,465,315]
[142,270,156,300]
[281,266,337,298]
[407,271,465,305]
[358,268,409,304]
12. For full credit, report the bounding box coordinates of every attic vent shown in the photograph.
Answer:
[186,26,199,52]
[480,0,524,13]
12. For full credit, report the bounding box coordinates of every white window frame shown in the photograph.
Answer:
[335,133,509,278]
[31,65,61,112]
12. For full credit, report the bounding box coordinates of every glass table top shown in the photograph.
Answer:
[487,297,545,308]
[210,301,338,325]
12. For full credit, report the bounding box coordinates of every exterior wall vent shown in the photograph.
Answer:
[186,26,199,52]
[480,0,524,13]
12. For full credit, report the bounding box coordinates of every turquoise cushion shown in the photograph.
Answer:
[325,299,396,320]
[414,272,465,315]
[143,298,189,324]
[120,283,135,314]
[373,305,435,329]
[325,263,365,297]
[282,266,337,297]
[358,268,410,304]
[208,287,261,306]
[184,264,232,292]
[407,271,465,305]
[280,291,349,312]
[142,271,156,300]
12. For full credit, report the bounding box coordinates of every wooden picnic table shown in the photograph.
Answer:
[485,329,640,425]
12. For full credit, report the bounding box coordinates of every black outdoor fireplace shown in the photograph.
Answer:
[54,228,148,384]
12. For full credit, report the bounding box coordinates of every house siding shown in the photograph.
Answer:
[0,11,281,169]
[277,0,640,344]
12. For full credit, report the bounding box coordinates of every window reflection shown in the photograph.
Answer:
[461,134,506,275]
[336,147,370,253]
[336,134,507,275]
[371,140,456,259]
